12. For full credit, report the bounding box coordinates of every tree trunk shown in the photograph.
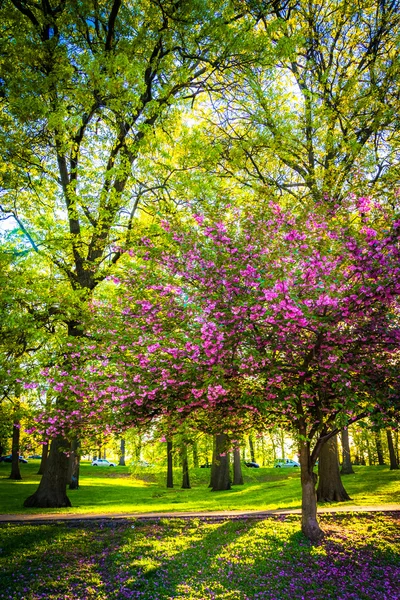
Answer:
[210,433,231,491]
[233,446,243,485]
[10,421,22,481]
[374,431,385,465]
[279,429,285,460]
[248,435,256,463]
[68,439,80,490]
[299,441,323,542]
[24,435,71,508]
[340,428,354,475]
[37,440,49,475]
[386,430,399,470]
[166,440,173,488]
[317,436,352,502]
[119,438,126,466]
[181,444,190,489]
[192,440,199,468]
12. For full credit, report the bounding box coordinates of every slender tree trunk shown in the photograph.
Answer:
[192,440,199,468]
[233,446,244,485]
[249,435,256,463]
[181,443,190,489]
[119,438,126,466]
[68,439,80,490]
[340,428,354,475]
[270,432,276,462]
[317,436,352,502]
[37,440,49,475]
[279,429,285,460]
[299,440,323,542]
[374,431,385,465]
[10,421,22,481]
[210,434,231,491]
[365,433,372,465]
[24,435,71,507]
[166,440,173,488]
[386,430,399,470]
[395,431,399,465]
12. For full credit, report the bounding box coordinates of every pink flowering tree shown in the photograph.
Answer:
[34,197,400,540]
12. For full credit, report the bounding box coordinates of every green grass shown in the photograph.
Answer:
[0,513,399,599]
[0,461,399,516]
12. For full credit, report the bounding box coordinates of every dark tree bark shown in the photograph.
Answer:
[181,443,190,489]
[119,438,126,466]
[210,434,231,491]
[10,421,22,481]
[299,441,323,542]
[374,431,385,465]
[37,440,49,475]
[24,435,71,507]
[248,435,256,463]
[317,436,352,502]
[166,440,174,488]
[233,446,244,485]
[386,430,399,470]
[340,428,354,475]
[68,439,80,490]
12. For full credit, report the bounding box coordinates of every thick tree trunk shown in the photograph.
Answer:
[10,421,22,481]
[166,440,173,488]
[249,435,256,463]
[340,428,354,475]
[233,446,243,485]
[210,434,231,491]
[317,436,351,502]
[299,442,323,542]
[181,444,190,489]
[37,440,49,475]
[119,438,126,466]
[24,436,71,508]
[68,439,80,490]
[386,430,399,470]
[375,431,385,465]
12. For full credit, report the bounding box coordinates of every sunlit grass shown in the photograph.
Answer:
[0,513,399,599]
[0,462,399,515]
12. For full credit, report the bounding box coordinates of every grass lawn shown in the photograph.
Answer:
[0,462,399,515]
[0,513,399,599]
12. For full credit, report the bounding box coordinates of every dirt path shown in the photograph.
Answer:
[0,504,399,524]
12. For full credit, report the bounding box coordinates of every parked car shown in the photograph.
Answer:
[274,459,300,468]
[245,461,260,468]
[91,458,116,467]
[28,454,42,459]
[0,455,28,463]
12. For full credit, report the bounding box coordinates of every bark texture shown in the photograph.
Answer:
[375,431,385,465]
[119,438,126,466]
[68,439,80,490]
[10,422,22,481]
[37,441,49,475]
[387,429,399,470]
[181,444,190,489]
[233,447,244,485]
[24,436,71,507]
[299,442,323,542]
[210,434,231,491]
[317,436,351,502]
[340,428,354,475]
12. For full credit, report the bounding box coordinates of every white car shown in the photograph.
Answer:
[274,459,300,468]
[91,459,116,467]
